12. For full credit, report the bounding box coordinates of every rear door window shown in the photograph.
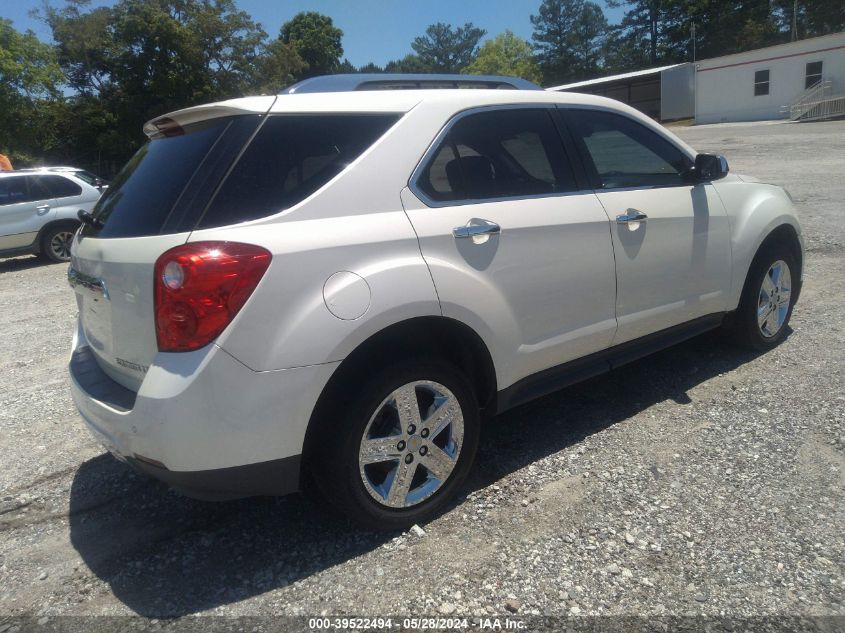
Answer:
[198,114,400,228]
[415,108,577,203]
[34,175,82,198]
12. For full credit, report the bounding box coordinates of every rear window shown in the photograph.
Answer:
[69,170,102,186]
[84,116,260,238]
[197,114,400,229]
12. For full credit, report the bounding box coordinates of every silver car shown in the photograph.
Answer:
[0,168,103,262]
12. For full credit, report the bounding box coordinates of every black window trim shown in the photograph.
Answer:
[557,105,697,192]
[409,103,591,208]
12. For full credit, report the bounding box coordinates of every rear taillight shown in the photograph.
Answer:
[154,241,271,352]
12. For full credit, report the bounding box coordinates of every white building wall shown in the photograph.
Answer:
[695,32,845,124]
[661,63,695,120]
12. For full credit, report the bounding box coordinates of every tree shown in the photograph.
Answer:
[279,11,343,78]
[411,22,486,73]
[356,62,384,74]
[384,54,431,73]
[0,19,64,160]
[39,0,288,174]
[252,39,306,93]
[531,0,608,84]
[463,31,542,83]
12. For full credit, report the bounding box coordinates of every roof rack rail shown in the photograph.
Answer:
[280,73,543,94]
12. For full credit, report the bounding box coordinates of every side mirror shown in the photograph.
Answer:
[694,153,729,182]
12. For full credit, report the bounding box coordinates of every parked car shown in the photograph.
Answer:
[0,168,104,262]
[67,75,803,529]
[30,166,110,193]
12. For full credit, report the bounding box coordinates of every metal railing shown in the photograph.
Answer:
[788,80,845,121]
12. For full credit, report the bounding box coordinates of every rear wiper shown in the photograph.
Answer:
[78,209,104,229]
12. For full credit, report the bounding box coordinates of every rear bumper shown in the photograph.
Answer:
[125,454,301,500]
[68,319,339,499]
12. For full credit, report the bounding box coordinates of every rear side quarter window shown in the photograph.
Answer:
[198,113,400,229]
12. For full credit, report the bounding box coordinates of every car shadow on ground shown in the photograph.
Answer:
[68,330,766,617]
[0,255,60,273]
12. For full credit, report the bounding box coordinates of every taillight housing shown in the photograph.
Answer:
[154,241,271,352]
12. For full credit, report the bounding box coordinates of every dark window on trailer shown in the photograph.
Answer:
[754,70,770,96]
[805,61,823,89]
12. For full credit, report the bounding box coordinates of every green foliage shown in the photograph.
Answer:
[384,54,431,74]
[252,39,306,93]
[280,11,343,78]
[0,18,64,158]
[411,22,486,73]
[463,31,542,83]
[603,0,843,72]
[531,0,608,84]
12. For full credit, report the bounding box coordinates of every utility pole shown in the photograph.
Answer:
[792,0,798,42]
[691,21,696,63]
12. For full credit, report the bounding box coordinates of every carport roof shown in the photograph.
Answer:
[546,63,688,91]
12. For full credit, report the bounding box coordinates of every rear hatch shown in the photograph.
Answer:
[70,100,273,391]
[70,96,405,390]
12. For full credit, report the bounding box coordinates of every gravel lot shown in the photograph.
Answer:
[0,120,843,630]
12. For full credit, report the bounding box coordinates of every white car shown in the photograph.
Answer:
[0,168,103,262]
[67,75,803,529]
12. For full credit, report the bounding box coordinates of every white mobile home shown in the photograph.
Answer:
[695,32,845,124]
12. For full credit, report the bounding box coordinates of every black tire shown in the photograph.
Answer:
[310,360,480,531]
[39,224,77,262]
[727,241,798,351]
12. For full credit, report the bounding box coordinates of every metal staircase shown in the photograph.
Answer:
[787,80,845,122]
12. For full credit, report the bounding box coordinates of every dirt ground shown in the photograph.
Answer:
[0,119,843,630]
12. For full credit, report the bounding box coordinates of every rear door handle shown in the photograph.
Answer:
[36,204,51,216]
[453,220,501,239]
[616,210,648,224]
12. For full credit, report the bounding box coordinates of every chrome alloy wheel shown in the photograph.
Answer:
[49,230,75,261]
[757,259,792,338]
[358,380,464,509]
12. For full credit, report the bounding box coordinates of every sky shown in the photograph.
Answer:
[3,0,625,68]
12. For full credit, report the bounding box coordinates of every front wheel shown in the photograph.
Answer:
[728,243,797,351]
[311,361,480,531]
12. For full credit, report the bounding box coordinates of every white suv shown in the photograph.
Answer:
[0,168,103,261]
[67,75,803,529]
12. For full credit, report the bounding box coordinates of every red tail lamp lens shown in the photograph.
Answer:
[154,242,271,352]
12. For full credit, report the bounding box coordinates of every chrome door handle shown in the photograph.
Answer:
[452,220,501,239]
[36,205,51,216]
[616,210,648,224]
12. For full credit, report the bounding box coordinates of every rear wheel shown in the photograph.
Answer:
[311,360,480,531]
[40,224,77,262]
[728,243,797,351]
